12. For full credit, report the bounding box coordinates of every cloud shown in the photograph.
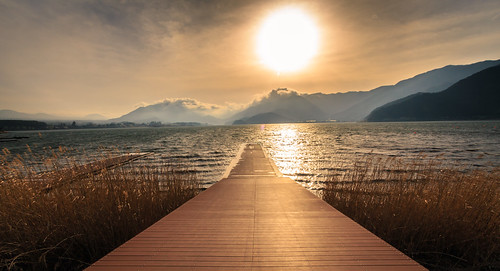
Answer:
[143,97,240,118]
[160,98,216,111]
[134,102,149,109]
[249,88,302,104]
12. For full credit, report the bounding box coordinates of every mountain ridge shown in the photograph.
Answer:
[365,64,500,121]
[3,59,499,124]
[327,59,500,121]
[232,59,500,123]
[111,99,223,124]
[229,89,326,124]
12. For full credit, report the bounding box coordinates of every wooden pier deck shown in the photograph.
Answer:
[87,143,426,270]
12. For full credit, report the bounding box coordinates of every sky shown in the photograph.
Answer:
[1,0,500,118]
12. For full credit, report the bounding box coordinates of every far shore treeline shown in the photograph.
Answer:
[0,120,206,131]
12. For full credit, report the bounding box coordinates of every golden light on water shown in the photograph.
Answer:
[272,127,301,174]
[265,125,312,188]
[256,7,319,74]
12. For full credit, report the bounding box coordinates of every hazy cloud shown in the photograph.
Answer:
[142,98,240,118]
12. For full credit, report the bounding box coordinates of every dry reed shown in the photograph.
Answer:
[0,147,199,270]
[322,155,499,270]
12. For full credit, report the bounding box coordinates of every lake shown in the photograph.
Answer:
[1,121,499,190]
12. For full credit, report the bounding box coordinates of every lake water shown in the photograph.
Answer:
[2,121,499,190]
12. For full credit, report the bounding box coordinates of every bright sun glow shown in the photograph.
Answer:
[257,7,319,74]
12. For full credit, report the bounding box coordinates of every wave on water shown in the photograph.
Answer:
[2,121,499,190]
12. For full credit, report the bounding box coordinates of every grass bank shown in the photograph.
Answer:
[322,156,499,270]
[0,147,200,270]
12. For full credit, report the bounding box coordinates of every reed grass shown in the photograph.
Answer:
[0,147,200,270]
[322,155,499,270]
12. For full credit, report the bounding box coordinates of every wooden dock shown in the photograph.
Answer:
[87,143,426,270]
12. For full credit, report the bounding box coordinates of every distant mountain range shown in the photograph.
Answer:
[365,64,500,121]
[0,110,61,121]
[231,59,500,124]
[229,89,326,124]
[3,59,500,124]
[110,99,223,124]
[328,60,500,121]
[0,110,107,122]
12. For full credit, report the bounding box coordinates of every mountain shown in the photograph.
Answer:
[112,99,222,124]
[4,59,499,125]
[230,89,326,124]
[82,113,107,120]
[301,91,369,120]
[0,109,61,120]
[365,65,500,121]
[0,110,109,122]
[332,59,500,121]
[233,112,293,124]
[230,59,500,123]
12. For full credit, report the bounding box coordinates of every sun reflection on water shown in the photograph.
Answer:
[260,124,320,190]
[255,122,500,195]
[6,122,496,192]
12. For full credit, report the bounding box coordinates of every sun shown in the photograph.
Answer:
[256,7,319,74]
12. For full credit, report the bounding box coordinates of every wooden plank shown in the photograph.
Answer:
[87,143,426,270]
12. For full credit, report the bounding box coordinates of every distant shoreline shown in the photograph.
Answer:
[0,119,207,132]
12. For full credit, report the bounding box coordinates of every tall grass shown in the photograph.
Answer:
[0,147,199,270]
[322,155,499,270]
